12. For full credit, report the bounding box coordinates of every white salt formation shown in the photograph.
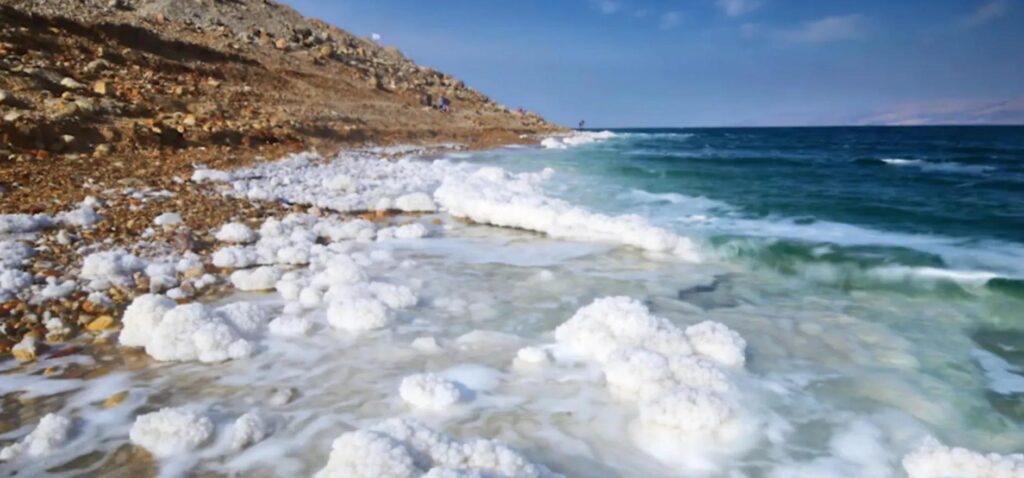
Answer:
[230,265,282,291]
[57,201,102,228]
[434,167,701,261]
[399,373,465,410]
[0,413,71,461]
[314,419,560,478]
[120,294,176,347]
[80,249,146,290]
[154,212,183,226]
[129,407,213,457]
[902,437,1024,478]
[230,412,270,451]
[197,147,702,261]
[215,222,258,243]
[191,167,232,183]
[551,297,749,462]
[0,213,54,234]
[119,297,256,363]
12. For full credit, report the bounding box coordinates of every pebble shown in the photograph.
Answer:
[86,315,116,332]
[104,390,129,408]
[60,77,85,90]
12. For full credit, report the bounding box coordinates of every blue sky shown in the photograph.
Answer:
[282,0,1024,127]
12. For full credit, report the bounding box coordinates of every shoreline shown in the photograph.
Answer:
[0,134,549,357]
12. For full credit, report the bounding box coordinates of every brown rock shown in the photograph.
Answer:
[93,80,109,96]
[103,390,129,408]
[275,38,288,50]
[86,314,116,332]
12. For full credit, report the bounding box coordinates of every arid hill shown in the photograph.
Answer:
[0,0,561,215]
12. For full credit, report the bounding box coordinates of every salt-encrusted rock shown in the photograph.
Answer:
[902,437,1024,478]
[315,419,560,478]
[268,315,314,337]
[154,212,183,227]
[215,222,258,243]
[376,223,428,241]
[191,168,231,183]
[11,335,38,362]
[215,301,272,338]
[144,303,253,363]
[0,214,54,234]
[57,204,102,228]
[327,296,392,332]
[80,249,146,290]
[120,294,176,348]
[231,266,282,291]
[0,268,32,302]
[0,240,35,268]
[550,296,748,452]
[129,407,213,457]
[212,246,258,269]
[684,321,747,368]
[399,373,465,410]
[231,412,270,451]
[0,413,71,460]
[394,192,437,212]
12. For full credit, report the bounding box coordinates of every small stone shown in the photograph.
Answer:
[94,143,112,157]
[93,80,108,96]
[61,134,75,145]
[103,390,129,408]
[11,336,37,362]
[85,59,110,73]
[182,114,196,126]
[60,77,85,90]
[0,89,10,105]
[86,314,116,332]
[43,367,61,377]
[275,38,288,50]
[3,110,24,122]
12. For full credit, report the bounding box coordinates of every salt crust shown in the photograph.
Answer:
[0,413,71,461]
[314,418,561,478]
[902,437,1024,478]
[399,373,465,410]
[120,297,265,363]
[552,297,747,441]
[129,407,213,457]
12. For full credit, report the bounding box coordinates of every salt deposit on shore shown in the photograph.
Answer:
[3,133,1022,477]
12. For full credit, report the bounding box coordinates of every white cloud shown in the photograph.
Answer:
[961,0,1012,28]
[591,0,622,15]
[780,14,866,43]
[659,11,682,30]
[716,0,762,17]
[855,98,1024,125]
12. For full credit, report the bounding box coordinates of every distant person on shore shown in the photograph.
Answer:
[578,120,586,130]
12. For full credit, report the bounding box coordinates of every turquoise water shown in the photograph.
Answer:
[475,127,1024,294]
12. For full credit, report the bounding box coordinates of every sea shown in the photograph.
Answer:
[2,126,1023,477]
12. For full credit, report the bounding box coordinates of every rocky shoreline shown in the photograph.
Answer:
[0,0,561,357]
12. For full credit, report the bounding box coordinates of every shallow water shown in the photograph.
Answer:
[3,128,1024,477]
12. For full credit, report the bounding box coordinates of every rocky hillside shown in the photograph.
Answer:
[0,0,560,214]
